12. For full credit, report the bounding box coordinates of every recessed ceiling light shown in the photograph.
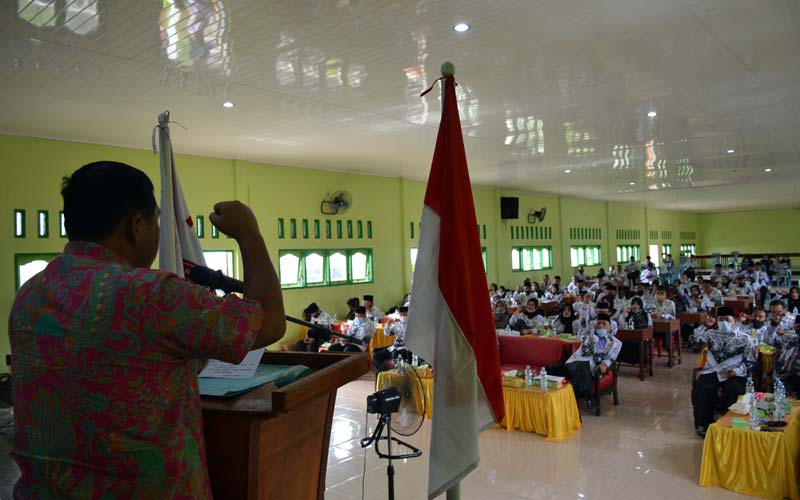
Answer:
[764,168,772,172]
[453,23,470,32]
[647,111,657,118]
[629,182,635,185]
[726,148,735,153]
[222,101,235,108]
[564,169,571,173]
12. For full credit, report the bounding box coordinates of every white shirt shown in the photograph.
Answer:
[693,327,755,381]
[566,333,622,371]
[310,310,334,329]
[342,316,376,351]
[650,299,676,319]
[365,305,383,322]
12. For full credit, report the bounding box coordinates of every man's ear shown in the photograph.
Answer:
[127,212,145,245]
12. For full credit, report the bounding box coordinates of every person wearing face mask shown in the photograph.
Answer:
[566,314,622,409]
[553,304,577,334]
[493,300,511,329]
[372,306,411,372]
[691,307,756,437]
[510,298,546,334]
[741,308,770,345]
[329,306,375,353]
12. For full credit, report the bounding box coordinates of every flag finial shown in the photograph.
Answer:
[441,61,455,77]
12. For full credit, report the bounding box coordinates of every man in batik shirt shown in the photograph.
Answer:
[9,162,285,499]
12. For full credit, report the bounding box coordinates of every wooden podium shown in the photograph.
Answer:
[201,351,370,499]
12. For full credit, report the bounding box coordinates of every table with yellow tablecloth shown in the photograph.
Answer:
[376,369,433,419]
[498,384,581,442]
[299,323,392,354]
[699,401,800,500]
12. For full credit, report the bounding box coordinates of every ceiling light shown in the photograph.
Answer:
[222,101,235,109]
[564,169,571,173]
[453,23,470,32]
[647,111,657,118]
[629,182,635,185]
[764,168,772,172]
[726,149,735,153]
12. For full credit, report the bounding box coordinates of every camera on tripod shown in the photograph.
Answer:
[366,387,401,414]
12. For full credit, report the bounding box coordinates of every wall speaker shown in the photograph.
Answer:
[500,197,519,220]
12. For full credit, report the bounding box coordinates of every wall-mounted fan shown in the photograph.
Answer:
[527,206,547,224]
[320,190,353,215]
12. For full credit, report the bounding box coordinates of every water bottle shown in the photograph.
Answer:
[745,376,754,396]
[524,365,533,387]
[540,366,548,391]
[412,353,419,367]
[748,398,760,430]
[774,379,787,421]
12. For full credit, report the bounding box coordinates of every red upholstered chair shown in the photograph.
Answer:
[590,362,620,416]
[498,336,566,373]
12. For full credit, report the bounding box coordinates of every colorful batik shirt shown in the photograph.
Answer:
[9,242,263,499]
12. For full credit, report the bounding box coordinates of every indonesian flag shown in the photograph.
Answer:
[405,72,504,499]
[154,111,206,276]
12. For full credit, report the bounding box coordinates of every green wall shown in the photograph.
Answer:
[698,209,800,255]
[2,133,767,364]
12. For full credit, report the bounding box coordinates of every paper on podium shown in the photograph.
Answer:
[199,364,295,398]
[199,348,264,379]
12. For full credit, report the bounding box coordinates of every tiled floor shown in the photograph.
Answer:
[324,351,752,500]
[0,352,752,499]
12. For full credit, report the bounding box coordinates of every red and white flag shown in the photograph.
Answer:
[405,71,505,499]
[154,111,206,276]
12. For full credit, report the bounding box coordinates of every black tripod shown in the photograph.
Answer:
[360,411,422,500]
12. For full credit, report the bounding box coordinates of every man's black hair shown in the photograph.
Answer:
[61,161,157,241]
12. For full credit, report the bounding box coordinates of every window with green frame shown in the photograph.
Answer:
[680,244,696,256]
[410,247,487,274]
[15,253,60,290]
[661,244,672,257]
[203,250,234,278]
[511,246,552,272]
[278,249,373,288]
[570,245,601,267]
[616,245,640,263]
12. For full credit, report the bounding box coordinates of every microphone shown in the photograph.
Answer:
[187,265,364,346]
[188,265,244,294]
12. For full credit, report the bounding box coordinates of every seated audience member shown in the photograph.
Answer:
[574,266,589,282]
[640,263,657,286]
[691,307,755,437]
[596,268,607,282]
[726,262,739,279]
[494,300,511,329]
[752,262,770,289]
[731,275,754,296]
[677,273,692,298]
[741,308,770,344]
[532,281,543,296]
[295,303,334,352]
[672,279,690,313]
[662,254,675,283]
[329,306,375,352]
[766,300,797,345]
[701,281,724,307]
[553,304,577,334]
[650,287,676,320]
[541,274,551,290]
[574,291,597,322]
[619,297,652,329]
[494,285,509,303]
[488,283,498,302]
[589,275,604,294]
[593,301,620,334]
[510,298,546,334]
[363,295,382,322]
[685,254,699,281]
[515,279,538,303]
[566,313,622,408]
[718,275,733,295]
[372,307,410,372]
[567,276,580,295]
[345,297,360,320]
[709,263,726,283]
[781,286,800,315]
[774,316,800,395]
[687,285,712,313]
[553,275,563,287]
[544,284,564,302]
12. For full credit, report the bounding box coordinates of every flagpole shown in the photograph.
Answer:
[446,483,460,500]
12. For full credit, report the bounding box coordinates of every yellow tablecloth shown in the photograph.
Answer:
[699,402,800,500]
[376,369,433,419]
[498,384,581,441]
[300,323,392,354]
